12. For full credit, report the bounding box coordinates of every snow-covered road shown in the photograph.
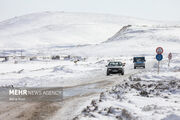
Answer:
[0,54,179,120]
[0,56,154,120]
[49,57,156,120]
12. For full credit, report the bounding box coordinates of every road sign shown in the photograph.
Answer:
[156,47,164,54]
[156,54,163,61]
[168,53,172,60]
[156,47,164,74]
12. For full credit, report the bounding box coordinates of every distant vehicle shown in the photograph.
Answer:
[133,57,146,69]
[106,61,125,76]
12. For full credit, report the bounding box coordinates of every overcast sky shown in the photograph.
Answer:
[0,0,180,21]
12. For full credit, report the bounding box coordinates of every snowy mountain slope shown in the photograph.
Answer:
[62,25,180,57]
[105,24,132,42]
[0,11,174,49]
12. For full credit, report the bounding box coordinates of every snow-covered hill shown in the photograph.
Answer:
[0,11,175,49]
[63,25,180,57]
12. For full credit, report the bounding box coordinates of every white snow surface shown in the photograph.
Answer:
[74,55,180,120]
[0,11,179,50]
[63,25,180,57]
[0,12,180,120]
[0,58,106,87]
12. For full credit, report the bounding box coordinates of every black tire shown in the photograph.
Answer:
[106,72,110,76]
[143,66,145,69]
[121,72,124,75]
[134,66,136,69]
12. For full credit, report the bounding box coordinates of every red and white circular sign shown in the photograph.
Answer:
[156,47,164,54]
[168,53,172,60]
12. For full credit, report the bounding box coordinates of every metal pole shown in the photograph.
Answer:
[158,61,160,74]
[168,59,170,67]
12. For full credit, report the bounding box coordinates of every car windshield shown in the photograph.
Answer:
[134,57,145,62]
[108,62,122,66]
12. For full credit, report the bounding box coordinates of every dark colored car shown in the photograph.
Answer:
[106,61,125,76]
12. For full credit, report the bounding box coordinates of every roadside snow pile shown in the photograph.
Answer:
[74,56,180,120]
[52,65,73,73]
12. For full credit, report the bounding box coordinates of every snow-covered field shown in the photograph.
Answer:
[0,58,106,87]
[0,56,136,87]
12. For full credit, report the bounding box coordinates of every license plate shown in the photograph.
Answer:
[112,70,118,72]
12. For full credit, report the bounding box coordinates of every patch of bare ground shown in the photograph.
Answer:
[16,102,59,120]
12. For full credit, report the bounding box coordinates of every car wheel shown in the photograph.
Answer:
[134,66,136,69]
[106,72,110,76]
[121,72,124,75]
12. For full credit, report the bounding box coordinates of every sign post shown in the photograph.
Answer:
[158,61,160,73]
[168,53,172,67]
[156,54,163,74]
[156,47,163,74]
